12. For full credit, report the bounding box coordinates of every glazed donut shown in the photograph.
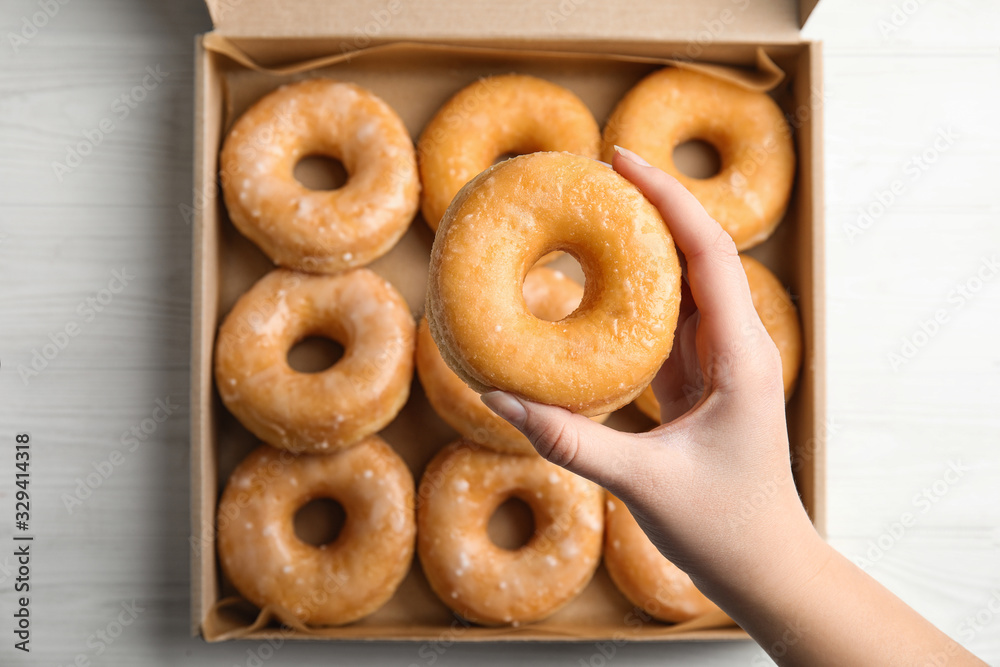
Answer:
[603,495,718,623]
[417,441,604,625]
[635,255,802,421]
[741,255,803,399]
[418,74,600,231]
[220,79,419,273]
[215,268,414,453]
[217,438,415,626]
[417,266,608,455]
[426,151,682,416]
[602,68,795,250]
[633,386,662,424]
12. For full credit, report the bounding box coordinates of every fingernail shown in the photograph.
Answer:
[481,391,527,428]
[613,145,651,167]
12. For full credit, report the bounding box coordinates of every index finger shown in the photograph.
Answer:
[612,146,759,351]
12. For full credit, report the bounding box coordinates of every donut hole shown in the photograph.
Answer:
[492,146,545,166]
[294,498,347,546]
[294,154,349,191]
[492,151,524,166]
[672,140,722,179]
[287,336,345,373]
[487,497,536,551]
[525,254,585,321]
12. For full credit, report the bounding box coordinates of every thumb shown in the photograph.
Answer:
[481,391,642,489]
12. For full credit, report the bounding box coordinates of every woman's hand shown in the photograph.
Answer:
[481,146,985,666]
[483,145,820,588]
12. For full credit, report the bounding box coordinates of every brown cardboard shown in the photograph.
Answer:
[203,0,819,43]
[798,0,822,28]
[190,20,825,645]
[201,35,789,91]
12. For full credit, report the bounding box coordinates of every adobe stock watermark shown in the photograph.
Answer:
[546,0,587,28]
[179,102,304,227]
[7,0,70,53]
[17,267,135,385]
[956,590,1000,644]
[336,0,404,54]
[233,630,293,667]
[407,616,474,667]
[843,126,959,243]
[51,65,170,182]
[215,566,351,667]
[750,618,808,665]
[877,0,931,38]
[55,599,144,667]
[207,0,245,24]
[853,459,971,571]
[888,254,999,371]
[61,396,180,514]
[702,84,828,206]
[222,568,348,665]
[575,636,629,667]
[730,417,840,530]
[190,445,316,558]
[575,599,704,667]
[576,590,725,667]
[179,2,407,226]
[919,591,1000,667]
[677,0,752,63]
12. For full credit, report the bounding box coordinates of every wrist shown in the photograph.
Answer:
[691,496,830,613]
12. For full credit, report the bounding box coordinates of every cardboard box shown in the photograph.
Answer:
[191,0,826,643]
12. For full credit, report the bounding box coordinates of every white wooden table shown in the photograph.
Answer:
[0,0,998,664]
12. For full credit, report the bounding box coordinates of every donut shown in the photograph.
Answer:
[635,255,802,421]
[217,438,415,626]
[215,268,414,453]
[416,266,609,455]
[740,255,803,398]
[602,68,795,250]
[220,79,419,273]
[633,386,662,423]
[418,74,600,232]
[417,441,604,625]
[426,151,682,416]
[603,495,718,623]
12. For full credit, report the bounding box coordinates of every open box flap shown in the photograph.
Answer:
[204,0,821,42]
[799,0,822,29]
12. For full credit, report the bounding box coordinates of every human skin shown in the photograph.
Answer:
[481,146,986,666]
